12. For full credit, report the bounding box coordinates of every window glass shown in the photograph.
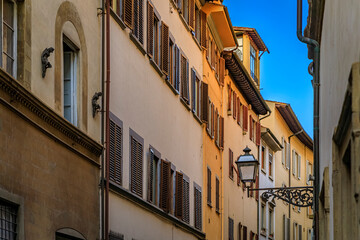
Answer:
[0,199,17,240]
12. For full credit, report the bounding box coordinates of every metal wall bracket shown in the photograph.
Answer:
[92,92,103,118]
[41,47,54,78]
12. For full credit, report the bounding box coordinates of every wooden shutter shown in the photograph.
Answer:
[233,92,236,119]
[282,137,285,165]
[255,174,259,199]
[256,122,261,146]
[175,45,180,91]
[207,168,211,204]
[138,0,144,44]
[201,82,208,122]
[160,159,171,212]
[299,225,302,240]
[229,218,234,240]
[183,179,190,223]
[175,171,183,218]
[298,155,301,179]
[211,103,215,137]
[243,105,248,131]
[238,223,242,240]
[243,225,247,240]
[292,150,296,175]
[194,187,202,230]
[200,11,207,48]
[219,57,225,85]
[147,150,154,202]
[124,0,133,29]
[220,116,224,148]
[147,2,154,57]
[229,148,233,179]
[191,69,196,111]
[189,0,195,30]
[211,40,215,68]
[177,0,182,10]
[286,142,291,169]
[250,231,254,240]
[109,120,123,185]
[215,177,219,212]
[228,85,232,112]
[237,97,240,124]
[249,116,253,140]
[214,109,218,144]
[237,171,241,186]
[181,56,189,103]
[161,22,169,75]
[130,136,143,197]
[185,60,190,102]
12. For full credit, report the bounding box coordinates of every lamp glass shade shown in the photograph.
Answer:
[239,164,256,182]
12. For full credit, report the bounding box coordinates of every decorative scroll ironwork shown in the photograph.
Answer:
[249,186,313,207]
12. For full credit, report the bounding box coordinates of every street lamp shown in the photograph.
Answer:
[235,146,258,185]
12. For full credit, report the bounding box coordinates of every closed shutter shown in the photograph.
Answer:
[175,171,183,218]
[177,0,182,10]
[183,178,190,223]
[194,187,202,230]
[250,231,253,240]
[160,159,171,212]
[211,40,215,68]
[249,116,253,140]
[175,45,180,91]
[214,109,218,145]
[283,215,287,240]
[181,56,189,103]
[287,218,291,240]
[238,223,242,240]
[255,174,259,199]
[138,0,144,44]
[229,218,234,240]
[298,155,301,179]
[109,120,123,185]
[219,57,225,85]
[299,225,302,240]
[189,0,195,30]
[243,226,247,240]
[292,150,296,175]
[256,122,261,146]
[124,0,133,28]
[191,69,196,111]
[147,2,154,57]
[286,142,291,169]
[211,103,215,137]
[233,92,236,119]
[306,160,309,184]
[161,22,169,75]
[229,149,233,179]
[237,97,240,124]
[215,177,219,212]
[282,137,285,165]
[243,105,248,131]
[133,0,143,43]
[201,82,208,122]
[228,85,232,112]
[147,150,154,202]
[207,168,211,205]
[130,136,143,197]
[200,11,207,48]
[220,116,224,148]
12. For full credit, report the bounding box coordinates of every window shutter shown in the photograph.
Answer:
[229,218,234,240]
[250,231,253,240]
[243,105,248,131]
[175,45,180,91]
[109,120,123,185]
[177,0,182,10]
[183,179,190,223]
[200,11,207,48]
[229,148,233,179]
[186,60,190,103]
[214,109,218,144]
[211,40,215,68]
[219,57,225,85]
[181,56,189,103]
[286,142,291,169]
[161,22,169,75]
[292,150,296,175]
[238,223,242,240]
[147,150,154,202]
[233,92,237,119]
[211,103,215,137]
[207,168,211,204]
[220,116,224,148]
[243,226,247,240]
[175,171,183,218]
[255,174,259,199]
[138,0,144,44]
[189,0,195,30]
[191,69,196,112]
[124,0,133,29]
[130,136,143,197]
[201,82,208,122]
[306,160,309,185]
[147,2,154,57]
[249,116,253,140]
[194,187,202,230]
[283,215,287,240]
[287,218,291,240]
[215,177,219,212]
[237,97,240,124]
[228,85,232,112]
[160,159,171,212]
[298,155,301,179]
[282,137,285,165]
[256,122,261,146]
[299,225,302,240]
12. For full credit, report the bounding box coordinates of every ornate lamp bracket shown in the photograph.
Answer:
[248,186,313,207]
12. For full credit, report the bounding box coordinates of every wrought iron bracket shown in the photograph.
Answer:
[247,186,313,207]
[92,92,103,118]
[41,47,54,78]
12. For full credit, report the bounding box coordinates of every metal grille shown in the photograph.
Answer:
[0,200,17,240]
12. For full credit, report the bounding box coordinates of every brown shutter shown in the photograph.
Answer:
[219,57,225,85]
[250,231,254,240]
[147,150,154,202]
[249,116,253,140]
[215,109,218,144]
[215,177,219,212]
[255,174,259,199]
[194,187,202,230]
[256,122,261,146]
[160,159,171,212]
[189,0,195,30]
[207,168,211,204]
[201,82,208,122]
[109,120,123,185]
[238,223,242,240]
[147,2,154,57]
[243,226,247,240]
[175,171,183,218]
[228,85,232,112]
[130,136,143,197]
[211,103,215,137]
[243,105,248,131]
[200,11,207,48]
[233,92,237,119]
[138,0,144,44]
[211,40,215,68]
[183,179,190,223]
[229,149,233,179]
[237,97,240,124]
[161,22,169,75]
[124,0,133,29]
[220,116,224,148]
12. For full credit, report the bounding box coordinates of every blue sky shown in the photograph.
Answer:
[224,0,314,138]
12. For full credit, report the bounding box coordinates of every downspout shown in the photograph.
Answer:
[105,0,111,239]
[296,0,320,239]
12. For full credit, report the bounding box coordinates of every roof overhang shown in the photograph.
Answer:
[234,27,269,53]
[261,126,283,152]
[275,104,313,150]
[201,2,237,49]
[223,51,270,115]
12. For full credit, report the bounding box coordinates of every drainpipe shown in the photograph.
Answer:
[296,0,320,239]
[100,0,105,238]
[105,0,111,239]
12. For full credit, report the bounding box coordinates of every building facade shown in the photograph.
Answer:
[0,0,102,239]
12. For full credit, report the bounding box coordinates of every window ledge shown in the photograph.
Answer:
[149,58,164,78]
[261,168,266,174]
[178,13,191,32]
[227,110,232,116]
[269,175,274,181]
[192,112,203,125]
[110,8,126,30]
[207,202,212,208]
[216,209,220,215]
[165,79,180,95]
[129,32,146,56]
[109,181,206,239]
[180,97,191,111]
[260,229,267,237]
[192,34,202,51]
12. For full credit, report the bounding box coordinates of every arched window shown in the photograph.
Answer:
[55,228,86,240]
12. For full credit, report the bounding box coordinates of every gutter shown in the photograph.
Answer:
[100,0,105,238]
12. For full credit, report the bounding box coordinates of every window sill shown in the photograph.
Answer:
[165,78,180,95]
[243,130,247,135]
[180,97,191,111]
[260,229,267,237]
[109,181,205,239]
[129,32,146,56]
[216,209,220,215]
[149,58,164,78]
[269,175,274,181]
[227,110,232,116]
[178,12,191,32]
[261,168,266,174]
[192,111,203,125]
[110,8,126,30]
[192,34,202,51]
[207,202,212,208]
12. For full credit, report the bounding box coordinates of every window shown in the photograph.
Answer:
[306,161,312,185]
[182,176,190,223]
[201,82,208,123]
[175,171,190,223]
[132,0,144,44]
[147,2,160,65]
[147,147,160,204]
[298,154,301,180]
[191,68,200,117]
[109,113,123,185]
[130,129,144,197]
[307,228,313,240]
[63,40,78,126]
[173,44,180,92]
[283,215,290,240]
[229,148,234,179]
[1,0,16,76]
[227,85,232,114]
[243,225,247,240]
[168,39,174,85]
[232,91,236,119]
[293,222,298,240]
[160,22,169,75]
[180,54,189,104]
[260,203,266,231]
[243,105,248,132]
[111,0,124,20]
[237,97,242,126]
[181,0,189,23]
[228,217,234,240]
[236,36,243,62]
[250,44,258,84]
[249,116,255,141]
[292,150,298,178]
[160,159,171,212]
[207,167,211,206]
[194,184,202,230]
[207,98,212,135]
[153,16,159,64]
[261,146,265,171]
[215,177,219,213]
[194,5,200,43]
[283,138,290,169]
[0,199,17,240]
[269,150,273,178]
[269,208,274,238]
